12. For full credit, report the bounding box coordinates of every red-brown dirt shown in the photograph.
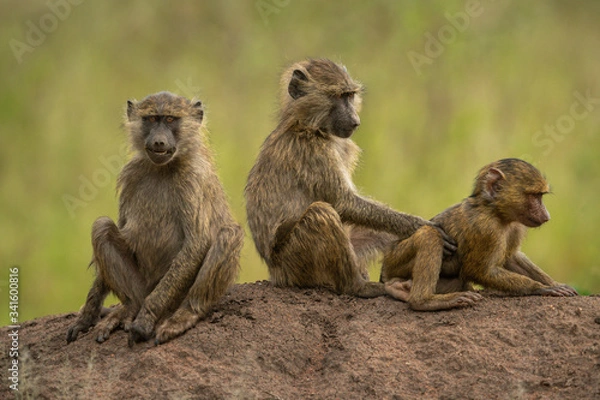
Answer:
[2,281,599,399]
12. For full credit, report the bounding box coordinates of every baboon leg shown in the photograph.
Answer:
[384,226,482,310]
[409,291,484,311]
[91,216,147,308]
[408,226,482,310]
[66,276,109,343]
[67,216,147,343]
[381,234,418,281]
[155,225,244,344]
[272,201,386,298]
[380,235,418,301]
[381,278,468,300]
[349,226,396,280]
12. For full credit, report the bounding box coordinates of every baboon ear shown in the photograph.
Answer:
[288,69,309,99]
[192,100,204,122]
[126,100,136,120]
[484,167,505,199]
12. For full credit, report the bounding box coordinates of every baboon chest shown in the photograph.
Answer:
[120,176,189,274]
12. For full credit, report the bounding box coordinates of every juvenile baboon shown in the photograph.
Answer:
[381,158,578,311]
[245,58,455,298]
[66,92,243,345]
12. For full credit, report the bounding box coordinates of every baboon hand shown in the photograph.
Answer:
[128,310,155,346]
[534,284,578,297]
[558,284,579,296]
[432,224,457,257]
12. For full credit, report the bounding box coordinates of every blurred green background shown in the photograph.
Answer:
[1,0,599,325]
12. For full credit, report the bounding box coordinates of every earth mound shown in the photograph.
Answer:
[2,281,599,399]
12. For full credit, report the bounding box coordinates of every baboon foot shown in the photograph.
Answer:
[353,281,387,298]
[384,279,412,302]
[155,308,201,345]
[448,291,484,307]
[410,291,483,311]
[94,305,135,343]
[95,313,121,343]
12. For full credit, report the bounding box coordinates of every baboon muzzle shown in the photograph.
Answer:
[145,128,176,165]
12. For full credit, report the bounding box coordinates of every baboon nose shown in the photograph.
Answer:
[153,140,168,151]
[352,119,360,129]
[543,210,550,223]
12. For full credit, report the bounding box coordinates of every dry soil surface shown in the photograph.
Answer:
[2,281,600,399]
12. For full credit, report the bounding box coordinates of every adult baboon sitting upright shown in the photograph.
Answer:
[67,92,243,345]
[245,59,454,298]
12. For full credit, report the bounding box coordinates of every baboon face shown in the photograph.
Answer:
[520,192,550,227]
[323,92,361,138]
[475,159,551,227]
[287,60,362,139]
[140,115,179,165]
[500,161,550,228]
[126,92,204,166]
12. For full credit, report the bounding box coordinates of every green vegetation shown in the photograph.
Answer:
[1,1,599,324]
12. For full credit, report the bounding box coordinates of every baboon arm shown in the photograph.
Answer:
[144,245,204,318]
[504,252,556,286]
[476,263,546,295]
[129,240,205,343]
[336,194,427,241]
[506,252,578,295]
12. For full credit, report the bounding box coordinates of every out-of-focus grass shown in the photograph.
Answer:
[1,1,598,324]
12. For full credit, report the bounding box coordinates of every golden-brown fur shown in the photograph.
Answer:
[381,158,577,311]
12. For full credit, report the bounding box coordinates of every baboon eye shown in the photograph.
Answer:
[147,116,157,123]
[165,116,175,123]
[528,193,544,205]
[528,192,544,199]
[342,92,355,101]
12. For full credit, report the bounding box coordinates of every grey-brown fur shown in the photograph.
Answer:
[245,59,448,297]
[67,91,243,345]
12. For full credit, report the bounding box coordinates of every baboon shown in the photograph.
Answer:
[66,92,243,345]
[381,158,578,311]
[245,58,455,298]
